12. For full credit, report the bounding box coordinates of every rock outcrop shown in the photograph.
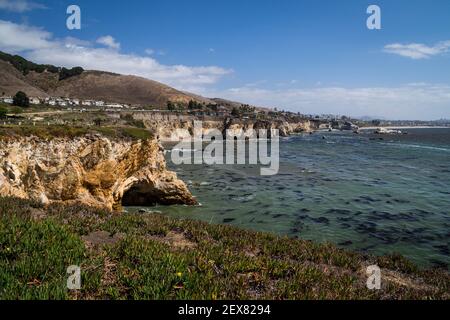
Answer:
[131,112,317,141]
[0,135,197,211]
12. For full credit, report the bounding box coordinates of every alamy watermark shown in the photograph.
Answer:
[67,265,81,290]
[66,5,81,30]
[367,5,381,30]
[65,4,380,31]
[366,265,381,290]
[170,121,279,176]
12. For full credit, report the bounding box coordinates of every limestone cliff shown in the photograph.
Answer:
[0,135,197,211]
[131,113,317,141]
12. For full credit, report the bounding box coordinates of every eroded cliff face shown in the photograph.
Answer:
[223,119,316,138]
[0,135,197,211]
[132,113,316,141]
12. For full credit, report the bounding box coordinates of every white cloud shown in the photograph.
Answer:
[96,35,120,50]
[145,48,166,56]
[384,41,450,59]
[0,0,45,12]
[64,36,91,47]
[0,20,53,52]
[0,20,231,90]
[202,85,450,120]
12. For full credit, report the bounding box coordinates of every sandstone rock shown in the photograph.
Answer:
[131,113,316,141]
[0,135,197,211]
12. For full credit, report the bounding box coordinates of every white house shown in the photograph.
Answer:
[95,100,105,107]
[30,97,41,105]
[1,97,13,104]
[105,103,124,109]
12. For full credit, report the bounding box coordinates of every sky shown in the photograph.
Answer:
[0,0,449,120]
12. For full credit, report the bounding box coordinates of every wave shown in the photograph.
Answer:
[382,143,450,152]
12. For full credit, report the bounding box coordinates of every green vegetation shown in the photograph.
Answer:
[93,118,103,126]
[120,114,145,128]
[167,101,176,111]
[0,197,448,300]
[230,104,257,118]
[0,106,7,119]
[188,100,204,110]
[0,51,59,75]
[166,101,185,111]
[0,125,153,141]
[0,50,83,80]
[239,104,256,114]
[13,91,30,108]
[59,67,84,81]
[10,106,23,115]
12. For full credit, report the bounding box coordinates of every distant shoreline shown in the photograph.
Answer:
[360,126,450,130]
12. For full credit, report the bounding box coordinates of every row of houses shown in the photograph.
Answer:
[0,96,129,109]
[44,97,128,108]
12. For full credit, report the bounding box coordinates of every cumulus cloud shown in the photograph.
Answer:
[0,0,45,12]
[384,41,450,59]
[96,35,120,50]
[0,20,53,52]
[0,20,231,90]
[202,85,450,120]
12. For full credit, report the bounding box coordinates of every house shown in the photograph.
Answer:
[95,101,105,107]
[30,97,41,105]
[105,103,124,109]
[1,97,13,104]
[216,106,230,117]
[82,100,94,107]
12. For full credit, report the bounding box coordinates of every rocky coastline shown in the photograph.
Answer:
[0,115,318,211]
[131,113,319,141]
[0,134,197,211]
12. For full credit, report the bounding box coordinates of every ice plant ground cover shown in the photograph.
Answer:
[0,197,448,300]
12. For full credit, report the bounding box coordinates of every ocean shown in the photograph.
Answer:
[128,128,450,268]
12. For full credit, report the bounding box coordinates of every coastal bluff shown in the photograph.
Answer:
[0,134,197,210]
[131,113,318,141]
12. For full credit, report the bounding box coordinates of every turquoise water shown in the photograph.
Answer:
[129,128,450,268]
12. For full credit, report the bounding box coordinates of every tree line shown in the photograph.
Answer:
[0,51,84,80]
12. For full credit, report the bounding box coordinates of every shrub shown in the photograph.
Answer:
[59,67,84,81]
[13,91,29,108]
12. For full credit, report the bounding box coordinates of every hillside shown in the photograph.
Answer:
[0,51,214,107]
[49,71,213,107]
[0,60,49,97]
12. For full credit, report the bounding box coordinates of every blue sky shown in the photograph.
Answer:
[1,0,449,119]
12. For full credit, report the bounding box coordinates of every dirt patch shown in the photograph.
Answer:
[149,230,197,250]
[28,208,46,221]
[382,270,435,292]
[356,265,443,295]
[82,231,124,248]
